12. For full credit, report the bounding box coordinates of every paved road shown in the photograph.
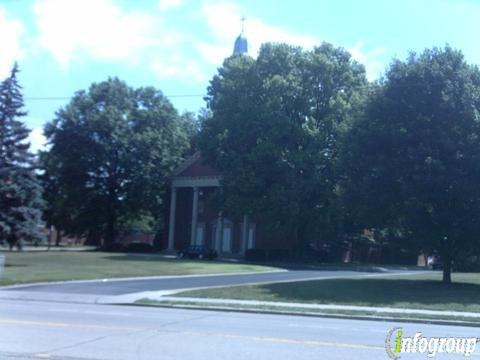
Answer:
[0,298,478,360]
[4,270,410,296]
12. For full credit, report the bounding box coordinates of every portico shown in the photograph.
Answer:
[166,152,254,256]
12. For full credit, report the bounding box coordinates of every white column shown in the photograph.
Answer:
[167,187,177,251]
[190,186,199,245]
[241,215,248,254]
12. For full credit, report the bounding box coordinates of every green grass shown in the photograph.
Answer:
[176,272,480,313]
[137,299,480,323]
[251,261,423,272]
[0,251,276,286]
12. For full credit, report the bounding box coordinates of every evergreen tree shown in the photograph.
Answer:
[0,64,44,250]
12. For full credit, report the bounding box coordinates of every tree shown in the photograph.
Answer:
[0,64,44,250]
[342,46,480,283]
[42,78,193,247]
[200,43,367,250]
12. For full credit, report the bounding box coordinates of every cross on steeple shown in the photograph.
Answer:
[233,16,248,55]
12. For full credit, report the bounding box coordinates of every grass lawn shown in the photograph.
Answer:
[176,272,480,313]
[0,251,276,286]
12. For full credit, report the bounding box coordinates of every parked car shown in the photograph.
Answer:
[427,254,443,270]
[301,242,333,262]
[177,245,218,260]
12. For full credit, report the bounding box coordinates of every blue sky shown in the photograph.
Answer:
[1,0,479,151]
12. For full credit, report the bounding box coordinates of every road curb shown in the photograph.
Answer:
[126,302,480,328]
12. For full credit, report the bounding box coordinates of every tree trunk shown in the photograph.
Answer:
[292,224,300,259]
[104,211,117,248]
[7,234,15,251]
[85,231,101,246]
[442,257,452,284]
[104,171,119,249]
[55,230,62,247]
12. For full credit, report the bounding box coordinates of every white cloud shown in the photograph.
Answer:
[0,7,24,79]
[32,0,206,83]
[31,0,384,86]
[33,0,161,66]
[349,41,385,80]
[159,0,183,11]
[152,55,208,83]
[28,127,47,153]
[152,55,207,83]
[198,2,318,64]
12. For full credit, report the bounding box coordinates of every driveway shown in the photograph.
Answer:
[1,269,415,297]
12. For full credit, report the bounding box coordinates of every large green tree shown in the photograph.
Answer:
[43,78,194,247]
[0,64,44,250]
[342,47,480,283]
[200,43,366,249]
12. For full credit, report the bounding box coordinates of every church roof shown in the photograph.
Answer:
[171,151,223,178]
[233,34,248,55]
[233,17,248,55]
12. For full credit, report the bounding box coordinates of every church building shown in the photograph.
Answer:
[166,27,298,257]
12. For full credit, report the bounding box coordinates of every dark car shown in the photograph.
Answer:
[177,245,218,260]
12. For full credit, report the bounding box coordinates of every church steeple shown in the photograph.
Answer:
[233,17,248,55]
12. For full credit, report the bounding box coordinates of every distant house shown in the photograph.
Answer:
[40,226,85,246]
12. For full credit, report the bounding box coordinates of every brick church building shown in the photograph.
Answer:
[168,27,242,255]
[165,27,297,257]
[166,149,302,257]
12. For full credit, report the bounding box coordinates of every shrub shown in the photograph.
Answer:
[245,249,266,262]
[125,242,156,253]
[267,249,291,261]
[103,242,125,252]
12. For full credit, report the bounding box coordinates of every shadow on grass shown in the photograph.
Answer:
[101,255,423,274]
[4,264,28,268]
[259,278,480,309]
[102,255,176,262]
[240,260,424,273]
[103,255,240,266]
[251,262,387,272]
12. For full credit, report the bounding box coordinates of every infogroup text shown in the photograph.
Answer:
[385,327,478,359]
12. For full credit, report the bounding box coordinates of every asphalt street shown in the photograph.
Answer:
[4,270,408,295]
[0,298,478,360]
